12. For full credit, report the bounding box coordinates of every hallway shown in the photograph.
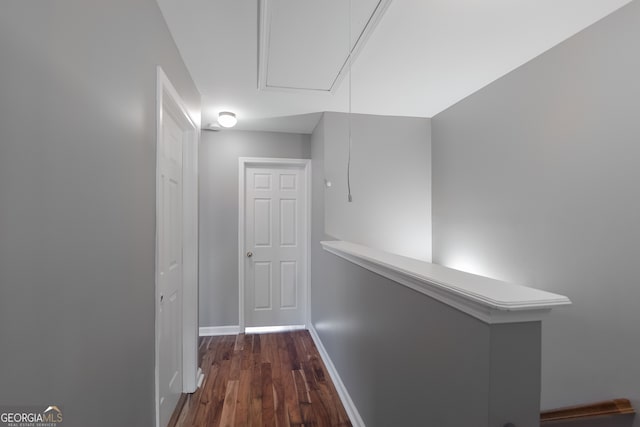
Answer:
[2,2,639,425]
[172,331,352,426]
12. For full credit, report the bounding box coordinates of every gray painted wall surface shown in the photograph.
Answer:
[432,1,640,423]
[199,130,310,327]
[323,112,432,261]
[0,1,200,426]
[489,322,541,427]
[311,116,541,427]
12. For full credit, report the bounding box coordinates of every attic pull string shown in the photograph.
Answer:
[347,0,353,203]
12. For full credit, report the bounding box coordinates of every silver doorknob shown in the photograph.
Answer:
[246,251,253,258]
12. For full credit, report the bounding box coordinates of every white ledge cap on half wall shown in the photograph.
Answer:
[321,240,571,324]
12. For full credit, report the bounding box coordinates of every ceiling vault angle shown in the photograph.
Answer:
[155,0,632,132]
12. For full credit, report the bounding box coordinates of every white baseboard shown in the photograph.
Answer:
[199,325,242,336]
[308,325,366,427]
[245,325,306,334]
[196,367,204,388]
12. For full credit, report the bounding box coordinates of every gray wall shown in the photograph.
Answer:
[311,115,541,427]
[323,112,432,261]
[432,1,640,422]
[0,1,200,426]
[199,130,310,327]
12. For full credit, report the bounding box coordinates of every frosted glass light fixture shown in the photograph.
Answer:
[218,111,237,128]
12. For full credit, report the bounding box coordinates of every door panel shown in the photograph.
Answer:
[158,110,183,427]
[280,261,297,308]
[254,173,272,190]
[245,165,306,327]
[253,261,272,310]
[279,173,296,190]
[280,199,297,246]
[254,199,272,246]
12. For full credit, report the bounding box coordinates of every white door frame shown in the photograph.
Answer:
[238,157,312,330]
[155,67,200,427]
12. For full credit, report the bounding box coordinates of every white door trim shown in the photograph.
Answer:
[155,66,199,427]
[238,157,312,330]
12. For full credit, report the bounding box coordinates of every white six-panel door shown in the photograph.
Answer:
[158,109,183,427]
[244,165,307,327]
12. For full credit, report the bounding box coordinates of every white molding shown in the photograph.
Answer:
[257,0,271,91]
[238,159,246,330]
[308,326,365,427]
[305,160,312,329]
[257,0,392,93]
[155,66,200,427]
[196,368,204,388]
[245,325,305,334]
[240,157,312,167]
[199,325,242,336]
[321,240,571,324]
[238,157,312,330]
[180,97,199,396]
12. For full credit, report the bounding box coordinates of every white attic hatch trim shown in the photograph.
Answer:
[258,0,392,93]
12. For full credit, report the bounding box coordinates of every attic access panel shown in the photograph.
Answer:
[259,0,391,92]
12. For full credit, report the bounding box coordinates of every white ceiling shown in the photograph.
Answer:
[156,0,631,133]
[262,0,382,91]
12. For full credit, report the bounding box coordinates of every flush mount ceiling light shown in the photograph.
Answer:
[218,111,237,128]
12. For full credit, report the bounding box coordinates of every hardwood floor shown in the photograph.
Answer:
[172,330,352,427]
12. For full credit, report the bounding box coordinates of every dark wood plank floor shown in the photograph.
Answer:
[173,330,352,427]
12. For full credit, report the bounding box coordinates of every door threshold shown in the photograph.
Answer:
[244,325,306,334]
